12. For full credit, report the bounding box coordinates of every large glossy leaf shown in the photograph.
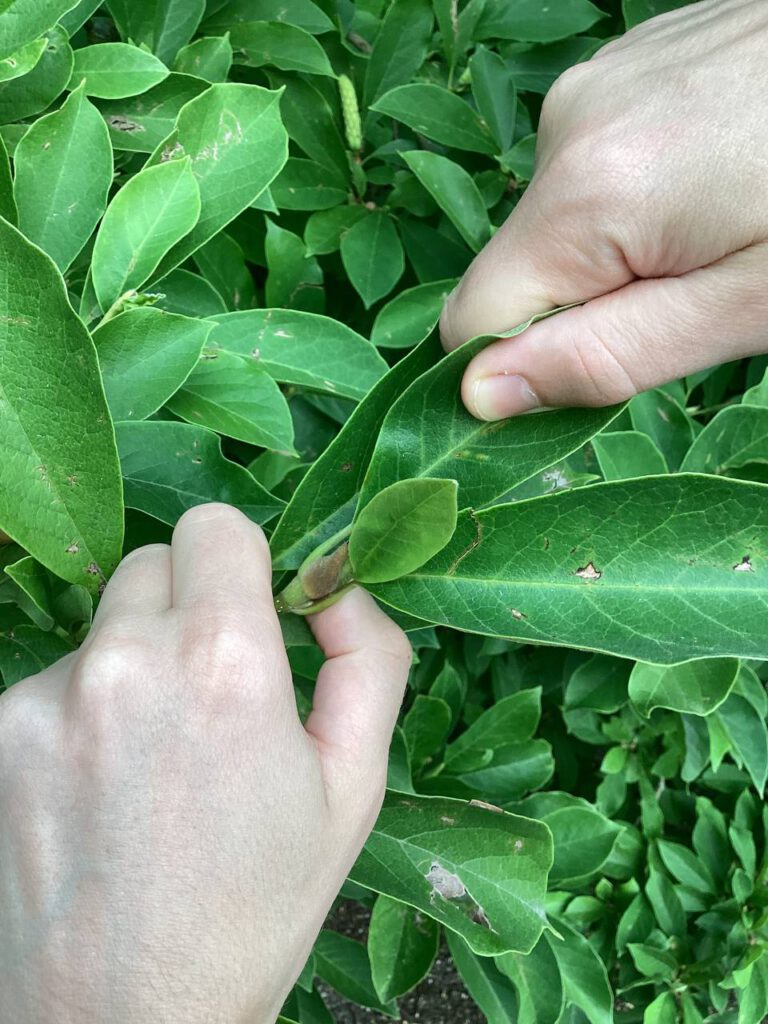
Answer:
[230,21,334,76]
[359,323,621,512]
[70,43,169,98]
[116,420,283,526]
[0,217,123,588]
[629,658,740,717]
[371,475,768,664]
[93,308,211,421]
[107,0,206,64]
[349,791,553,956]
[368,895,439,1003]
[166,350,295,453]
[372,84,495,154]
[92,157,200,311]
[363,0,433,106]
[403,150,490,252]
[207,310,387,401]
[13,82,112,272]
[681,406,768,475]
[371,279,456,350]
[341,212,404,309]
[349,478,458,584]
[173,35,233,82]
[0,25,73,123]
[475,0,606,42]
[270,336,441,569]
[148,83,287,273]
[0,0,78,60]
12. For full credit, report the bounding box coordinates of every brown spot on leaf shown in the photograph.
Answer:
[575,561,602,581]
[469,799,503,814]
[340,461,353,473]
[446,509,483,576]
[107,115,145,133]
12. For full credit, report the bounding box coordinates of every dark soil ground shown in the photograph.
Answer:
[320,900,485,1024]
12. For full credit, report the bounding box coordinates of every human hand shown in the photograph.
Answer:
[441,0,768,419]
[0,505,411,1024]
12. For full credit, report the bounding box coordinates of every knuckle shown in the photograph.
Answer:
[70,632,153,709]
[181,615,256,689]
[541,62,591,126]
[569,326,640,405]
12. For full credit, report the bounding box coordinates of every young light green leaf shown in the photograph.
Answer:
[166,350,296,454]
[70,43,169,98]
[208,310,387,402]
[230,22,334,76]
[116,420,284,526]
[98,73,209,154]
[629,658,739,718]
[106,0,206,64]
[0,217,123,589]
[363,0,434,106]
[14,82,112,272]
[0,36,46,83]
[341,212,405,309]
[349,478,459,585]
[628,943,677,981]
[546,921,613,1024]
[0,26,73,123]
[402,150,491,252]
[372,84,495,154]
[313,931,397,1017]
[455,739,554,802]
[446,932,519,1024]
[368,895,439,1003]
[371,476,768,664]
[93,308,211,421]
[148,83,288,273]
[475,0,606,42]
[592,430,669,480]
[469,46,517,152]
[656,839,716,895]
[496,935,564,1024]
[0,0,78,60]
[350,791,553,956]
[92,157,201,311]
[681,406,768,475]
[371,278,457,350]
[270,336,441,570]
[173,34,233,82]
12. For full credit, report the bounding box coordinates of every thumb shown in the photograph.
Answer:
[459,245,768,419]
[305,588,412,772]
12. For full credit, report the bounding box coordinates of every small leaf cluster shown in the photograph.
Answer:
[0,0,767,1022]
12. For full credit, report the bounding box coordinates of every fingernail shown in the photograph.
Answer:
[471,374,541,420]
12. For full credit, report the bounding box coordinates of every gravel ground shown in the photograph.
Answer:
[320,901,485,1024]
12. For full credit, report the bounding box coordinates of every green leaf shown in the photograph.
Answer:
[313,931,397,1017]
[616,894,655,953]
[153,268,227,318]
[623,0,690,30]
[739,953,768,1024]
[0,134,15,225]
[497,935,564,1024]
[469,46,517,152]
[270,336,441,569]
[546,921,613,1024]
[644,992,678,1024]
[629,658,740,718]
[592,430,669,480]
[202,0,333,35]
[116,420,283,526]
[360,319,621,513]
[565,655,630,713]
[0,217,123,588]
[70,43,169,98]
[646,868,686,937]
[545,805,621,884]
[629,388,694,471]
[0,624,74,686]
[5,554,91,632]
[627,943,677,981]
[402,150,491,252]
[13,82,112,272]
[402,694,452,772]
[0,0,78,60]
[499,132,537,182]
[341,212,404,309]
[266,71,349,181]
[173,34,233,82]
[444,689,541,772]
[148,83,288,274]
[166,350,295,453]
[371,278,456,350]
[98,73,209,155]
[475,0,606,42]
[194,231,255,311]
[92,156,201,311]
[106,0,206,64]
[370,476,768,664]
[363,0,434,106]
[263,218,324,313]
[209,310,387,402]
[399,215,472,282]
[0,25,73,123]
[372,84,495,155]
[349,478,459,585]
[681,406,768,476]
[368,895,440,1002]
[93,308,211,421]
[714,692,768,794]
[0,36,46,84]
[455,739,554,802]
[230,22,334,76]
[350,790,553,956]
[271,157,348,211]
[656,839,716,895]
[60,0,102,35]
[304,205,367,257]
[446,931,518,1024]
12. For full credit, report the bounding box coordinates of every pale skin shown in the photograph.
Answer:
[1,1,765,1020]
